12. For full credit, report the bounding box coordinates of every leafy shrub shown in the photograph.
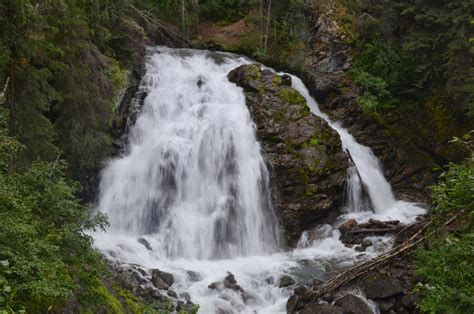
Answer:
[414,134,474,313]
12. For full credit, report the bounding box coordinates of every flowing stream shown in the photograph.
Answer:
[92,47,425,313]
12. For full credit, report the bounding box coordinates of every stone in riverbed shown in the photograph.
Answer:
[339,219,358,233]
[300,303,345,314]
[355,245,366,252]
[361,238,373,247]
[167,289,178,298]
[152,276,169,290]
[401,293,416,310]
[362,272,403,299]
[223,272,243,292]
[137,237,152,250]
[334,294,372,314]
[278,275,296,288]
[151,269,174,290]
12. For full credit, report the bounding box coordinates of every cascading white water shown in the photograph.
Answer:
[92,47,425,313]
[96,47,279,260]
[291,77,425,221]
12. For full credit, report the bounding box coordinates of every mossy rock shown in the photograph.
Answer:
[228,64,348,245]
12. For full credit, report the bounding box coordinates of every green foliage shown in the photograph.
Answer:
[0,0,134,179]
[352,0,473,120]
[0,108,146,313]
[414,233,474,313]
[414,134,474,313]
[279,88,306,106]
[198,0,247,23]
[0,153,108,311]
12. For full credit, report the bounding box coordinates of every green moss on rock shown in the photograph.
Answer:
[279,88,306,106]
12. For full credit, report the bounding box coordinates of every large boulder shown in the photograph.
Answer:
[334,294,373,314]
[228,64,348,245]
[362,272,403,299]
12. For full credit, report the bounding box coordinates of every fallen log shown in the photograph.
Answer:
[346,227,402,235]
[312,220,431,299]
[312,211,464,299]
[361,219,400,228]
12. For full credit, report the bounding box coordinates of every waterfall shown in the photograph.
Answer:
[96,47,279,260]
[92,47,424,313]
[290,78,397,213]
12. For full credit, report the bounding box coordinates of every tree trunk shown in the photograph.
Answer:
[181,0,186,36]
[263,0,272,55]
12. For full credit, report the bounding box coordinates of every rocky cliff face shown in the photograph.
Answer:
[296,2,435,203]
[228,64,348,245]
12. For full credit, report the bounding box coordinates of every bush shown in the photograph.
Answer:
[414,134,474,313]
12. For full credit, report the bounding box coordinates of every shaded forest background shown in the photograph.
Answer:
[0,0,472,312]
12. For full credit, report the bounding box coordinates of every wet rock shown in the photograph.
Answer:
[208,272,253,305]
[361,239,373,247]
[294,286,312,298]
[334,294,372,314]
[208,281,221,290]
[377,300,395,313]
[167,289,178,298]
[209,272,243,292]
[300,303,345,314]
[223,272,243,292]
[151,269,174,290]
[137,237,152,250]
[355,245,366,252]
[362,272,403,299]
[287,294,306,313]
[152,276,169,290]
[151,269,174,286]
[187,270,202,282]
[116,267,147,292]
[228,64,348,245]
[196,75,206,88]
[307,75,338,102]
[339,219,358,233]
[401,293,416,310]
[159,271,174,286]
[278,275,296,288]
[179,292,191,302]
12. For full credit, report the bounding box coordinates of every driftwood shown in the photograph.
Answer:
[340,219,402,243]
[364,219,400,228]
[346,227,403,235]
[313,211,464,298]
[313,220,431,298]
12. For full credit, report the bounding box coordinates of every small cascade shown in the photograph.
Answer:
[291,77,423,222]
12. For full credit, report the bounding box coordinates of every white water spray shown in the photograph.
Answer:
[96,48,278,260]
[93,47,424,313]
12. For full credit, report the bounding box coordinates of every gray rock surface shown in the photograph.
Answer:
[228,64,348,245]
